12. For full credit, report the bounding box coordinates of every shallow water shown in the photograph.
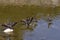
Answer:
[23,16,60,40]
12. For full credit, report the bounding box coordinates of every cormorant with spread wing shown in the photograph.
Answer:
[1,20,17,35]
[1,22,17,29]
[20,17,37,28]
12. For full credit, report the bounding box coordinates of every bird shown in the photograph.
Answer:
[46,14,53,28]
[48,22,52,28]
[1,22,17,29]
[1,20,17,35]
[20,17,37,28]
[47,17,52,28]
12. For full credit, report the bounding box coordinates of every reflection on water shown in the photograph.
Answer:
[23,16,60,40]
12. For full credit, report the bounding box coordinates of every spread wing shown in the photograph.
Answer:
[2,24,8,27]
[20,20,27,25]
[11,22,17,27]
[30,17,33,23]
[1,22,17,28]
[30,17,38,23]
[1,24,12,29]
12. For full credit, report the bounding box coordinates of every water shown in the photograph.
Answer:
[23,16,60,40]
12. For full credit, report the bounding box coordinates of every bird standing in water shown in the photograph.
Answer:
[48,14,52,28]
[48,19,52,28]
